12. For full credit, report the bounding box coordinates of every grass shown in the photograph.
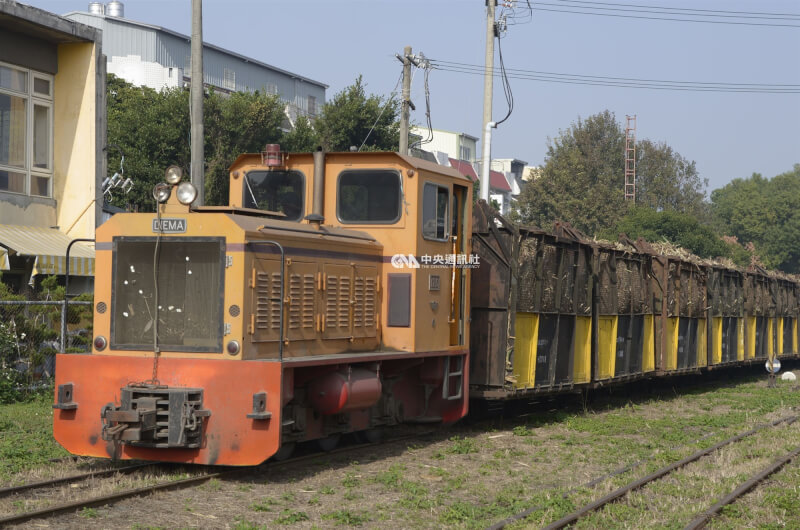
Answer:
[5,370,800,528]
[0,392,67,479]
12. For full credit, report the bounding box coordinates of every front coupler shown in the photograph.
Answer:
[101,384,211,448]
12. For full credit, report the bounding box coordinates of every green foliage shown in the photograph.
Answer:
[281,115,318,152]
[446,435,479,454]
[275,510,310,524]
[517,110,626,234]
[712,164,800,272]
[603,206,730,259]
[107,74,399,212]
[517,110,706,236]
[107,75,284,210]
[322,509,371,526]
[314,75,399,152]
[0,393,68,478]
[203,89,285,205]
[636,139,708,220]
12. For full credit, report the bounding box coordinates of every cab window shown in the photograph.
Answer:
[422,182,449,241]
[337,169,401,224]
[243,170,304,221]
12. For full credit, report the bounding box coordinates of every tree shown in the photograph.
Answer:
[314,75,399,152]
[636,139,708,220]
[106,75,190,211]
[603,206,735,261]
[712,165,800,272]
[106,75,285,210]
[203,90,285,205]
[516,110,625,234]
[282,115,318,152]
[516,110,707,235]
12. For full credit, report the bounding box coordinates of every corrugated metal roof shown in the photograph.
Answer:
[62,11,327,89]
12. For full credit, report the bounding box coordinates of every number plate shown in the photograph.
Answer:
[152,218,187,233]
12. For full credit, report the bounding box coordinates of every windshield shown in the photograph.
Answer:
[243,170,304,221]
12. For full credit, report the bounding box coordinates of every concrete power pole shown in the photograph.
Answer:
[190,0,204,205]
[399,46,412,156]
[480,0,496,202]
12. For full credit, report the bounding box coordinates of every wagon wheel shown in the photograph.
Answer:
[272,441,295,461]
[356,428,382,444]
[317,434,341,452]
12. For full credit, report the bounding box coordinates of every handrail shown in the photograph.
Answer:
[62,238,95,353]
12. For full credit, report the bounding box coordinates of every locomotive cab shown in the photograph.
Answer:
[54,149,473,466]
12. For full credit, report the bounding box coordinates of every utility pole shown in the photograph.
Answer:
[190,0,204,205]
[399,45,412,155]
[480,0,496,202]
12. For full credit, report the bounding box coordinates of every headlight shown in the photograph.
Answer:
[176,181,198,205]
[93,335,107,351]
[153,182,171,203]
[165,165,183,184]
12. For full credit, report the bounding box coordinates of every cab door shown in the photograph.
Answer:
[449,184,468,346]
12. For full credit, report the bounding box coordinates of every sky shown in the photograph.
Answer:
[22,0,800,194]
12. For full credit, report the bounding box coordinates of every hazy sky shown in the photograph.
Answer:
[23,0,800,193]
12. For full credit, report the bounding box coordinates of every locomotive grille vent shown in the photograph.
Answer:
[326,275,351,330]
[288,273,315,330]
[256,271,282,331]
[354,276,376,330]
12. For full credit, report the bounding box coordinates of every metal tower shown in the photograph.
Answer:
[624,115,637,201]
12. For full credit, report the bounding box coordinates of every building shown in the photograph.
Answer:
[491,158,528,195]
[410,127,517,214]
[0,1,101,293]
[410,127,478,165]
[64,2,327,124]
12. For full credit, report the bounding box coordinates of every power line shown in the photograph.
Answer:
[429,62,800,93]
[531,2,800,28]
[430,59,800,89]
[554,1,800,20]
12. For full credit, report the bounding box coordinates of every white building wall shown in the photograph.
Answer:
[108,55,182,91]
[410,127,458,156]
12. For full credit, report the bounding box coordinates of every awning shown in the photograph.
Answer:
[0,225,94,277]
[0,247,7,271]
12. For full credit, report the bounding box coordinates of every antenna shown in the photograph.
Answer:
[624,115,637,201]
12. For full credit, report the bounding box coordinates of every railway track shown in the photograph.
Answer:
[488,414,798,530]
[0,431,425,527]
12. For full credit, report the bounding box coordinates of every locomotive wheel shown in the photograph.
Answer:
[317,434,341,452]
[357,428,382,444]
[272,442,296,461]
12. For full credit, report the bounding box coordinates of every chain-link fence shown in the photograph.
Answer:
[0,298,92,402]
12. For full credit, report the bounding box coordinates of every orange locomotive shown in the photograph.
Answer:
[53,147,473,466]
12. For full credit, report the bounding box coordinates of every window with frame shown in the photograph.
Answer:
[422,182,449,241]
[0,62,53,197]
[243,170,305,221]
[223,68,236,90]
[337,170,401,224]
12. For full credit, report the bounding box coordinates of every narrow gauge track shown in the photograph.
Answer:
[488,414,797,530]
[683,444,800,529]
[0,431,426,527]
[0,463,150,498]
